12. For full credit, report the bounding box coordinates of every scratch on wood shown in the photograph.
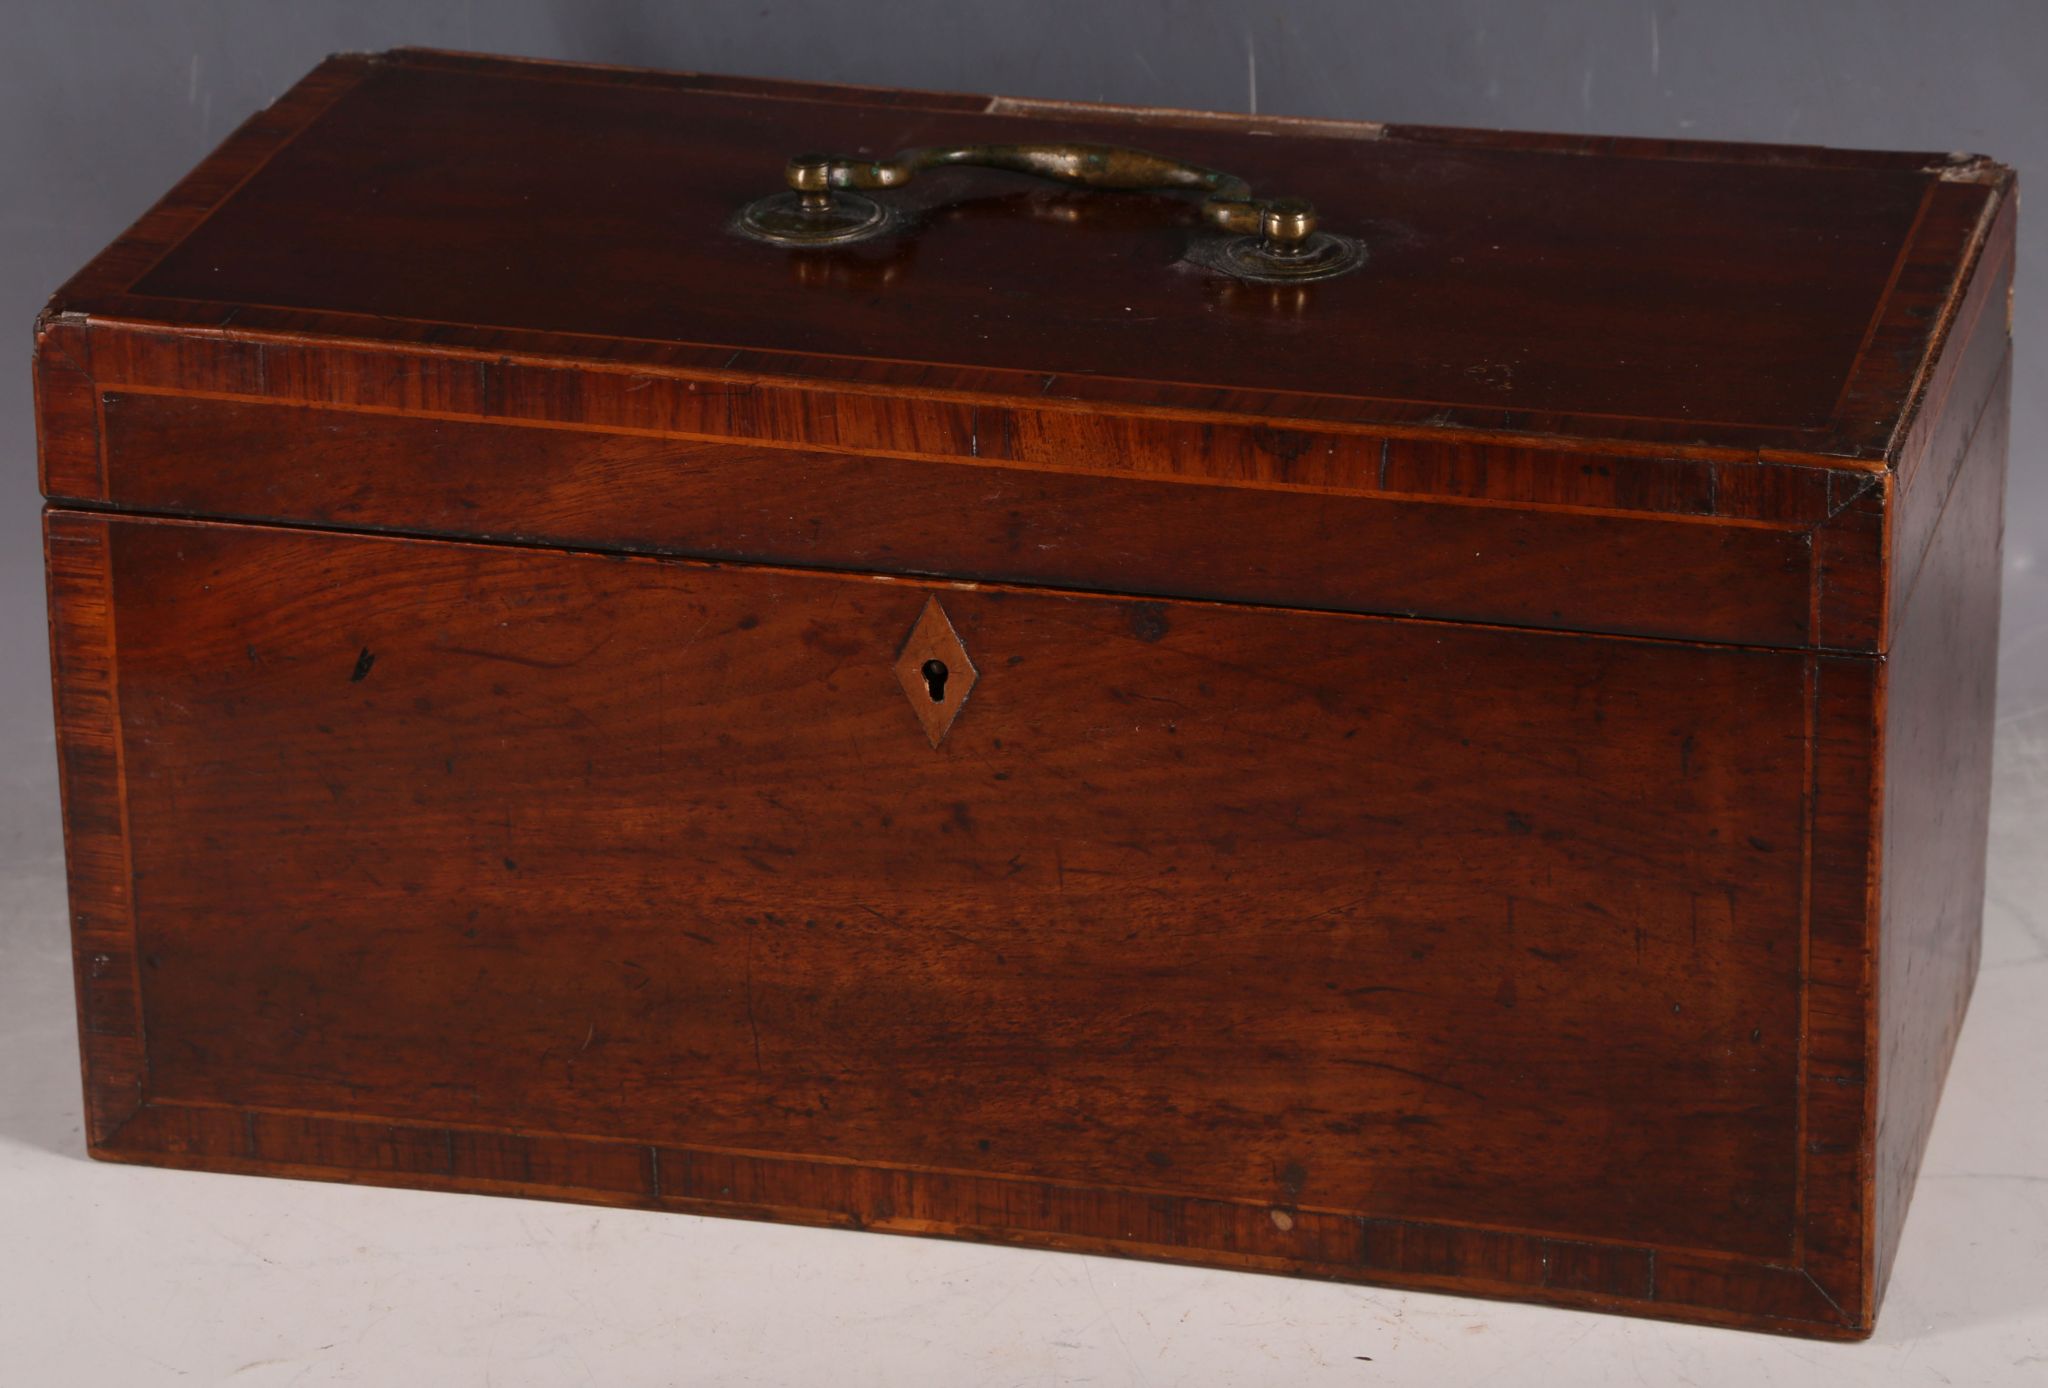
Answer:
[981,93,1387,141]
[744,920,763,1073]
[436,634,616,670]
[1332,1057,1487,1102]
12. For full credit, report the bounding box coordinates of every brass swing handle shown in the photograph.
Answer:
[786,143,1319,251]
[735,140,1365,282]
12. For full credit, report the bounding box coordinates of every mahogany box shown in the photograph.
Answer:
[36,50,2014,1338]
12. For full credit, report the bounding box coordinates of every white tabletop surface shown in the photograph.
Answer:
[2,704,2043,1387]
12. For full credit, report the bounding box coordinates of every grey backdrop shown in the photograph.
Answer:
[4,0,2044,832]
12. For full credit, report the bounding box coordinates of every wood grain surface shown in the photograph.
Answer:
[55,509,1858,1331]
[42,48,2008,470]
[35,49,2016,1337]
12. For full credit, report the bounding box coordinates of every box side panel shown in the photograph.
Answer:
[1871,347,2011,1309]
[1888,188,2018,650]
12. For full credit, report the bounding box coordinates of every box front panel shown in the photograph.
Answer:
[85,515,1810,1263]
[83,388,1823,650]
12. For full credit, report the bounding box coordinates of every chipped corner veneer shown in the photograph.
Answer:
[1931,152,2010,184]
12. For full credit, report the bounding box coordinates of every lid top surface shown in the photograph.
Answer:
[62,50,2005,461]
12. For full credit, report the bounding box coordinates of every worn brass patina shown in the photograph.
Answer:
[734,141,1365,283]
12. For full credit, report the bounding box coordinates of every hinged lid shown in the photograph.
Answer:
[36,49,2015,653]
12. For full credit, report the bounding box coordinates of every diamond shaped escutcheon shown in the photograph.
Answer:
[894,597,977,748]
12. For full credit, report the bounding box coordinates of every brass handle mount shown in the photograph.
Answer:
[734,142,1365,284]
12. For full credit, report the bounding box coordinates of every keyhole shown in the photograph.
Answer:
[920,658,949,703]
